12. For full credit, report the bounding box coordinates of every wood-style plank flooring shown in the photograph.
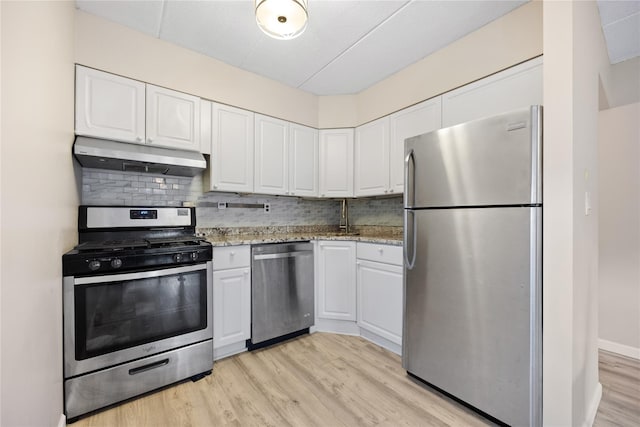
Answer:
[72,333,490,426]
[594,350,640,427]
[72,334,640,426]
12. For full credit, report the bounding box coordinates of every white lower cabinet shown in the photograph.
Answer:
[356,260,403,345]
[356,243,403,354]
[212,246,251,359]
[316,241,357,322]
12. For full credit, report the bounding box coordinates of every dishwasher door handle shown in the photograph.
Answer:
[253,251,312,261]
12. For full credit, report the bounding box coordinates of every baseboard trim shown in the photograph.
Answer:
[599,339,640,360]
[582,382,602,427]
[57,413,66,427]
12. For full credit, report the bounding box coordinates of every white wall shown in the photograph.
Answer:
[598,102,640,359]
[543,1,612,425]
[0,1,78,425]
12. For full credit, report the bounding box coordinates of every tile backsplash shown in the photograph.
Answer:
[81,168,403,227]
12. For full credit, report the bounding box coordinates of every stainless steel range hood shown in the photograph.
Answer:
[73,136,206,177]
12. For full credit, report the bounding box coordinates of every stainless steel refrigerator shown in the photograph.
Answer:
[402,106,542,426]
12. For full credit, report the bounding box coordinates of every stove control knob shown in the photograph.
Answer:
[190,252,199,261]
[88,260,101,271]
[174,253,184,263]
[110,258,123,269]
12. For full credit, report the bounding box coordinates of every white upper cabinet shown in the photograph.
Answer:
[254,114,289,196]
[75,65,202,152]
[289,123,319,197]
[75,65,145,144]
[442,56,543,128]
[354,117,390,197]
[200,100,212,155]
[319,129,354,198]
[389,97,442,193]
[210,103,255,193]
[146,84,200,151]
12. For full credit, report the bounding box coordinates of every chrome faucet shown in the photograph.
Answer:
[339,198,349,233]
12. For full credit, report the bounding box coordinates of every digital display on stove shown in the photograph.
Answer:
[130,209,158,220]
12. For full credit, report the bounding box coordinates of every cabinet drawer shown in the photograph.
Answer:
[212,245,251,270]
[356,242,402,266]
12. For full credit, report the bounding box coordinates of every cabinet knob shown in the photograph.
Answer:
[230,251,235,256]
[147,137,153,143]
[389,188,394,193]
[321,193,325,197]
[244,270,249,275]
[384,190,388,193]
[136,136,143,142]
[378,247,383,253]
[290,192,295,196]
[213,184,218,189]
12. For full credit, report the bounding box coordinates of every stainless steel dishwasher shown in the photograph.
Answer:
[249,242,314,349]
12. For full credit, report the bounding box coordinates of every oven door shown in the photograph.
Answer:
[64,262,213,378]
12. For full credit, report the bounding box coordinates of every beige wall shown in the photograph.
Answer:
[543,1,611,425]
[75,10,319,128]
[75,3,542,131]
[1,1,78,425]
[351,0,542,126]
[598,102,640,357]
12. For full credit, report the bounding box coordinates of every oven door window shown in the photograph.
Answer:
[74,268,207,360]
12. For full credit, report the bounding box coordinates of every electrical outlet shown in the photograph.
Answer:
[264,203,270,213]
[217,202,226,210]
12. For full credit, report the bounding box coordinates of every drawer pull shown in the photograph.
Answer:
[129,358,169,375]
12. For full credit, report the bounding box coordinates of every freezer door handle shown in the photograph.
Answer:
[404,149,415,208]
[404,210,417,270]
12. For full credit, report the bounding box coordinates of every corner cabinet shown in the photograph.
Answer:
[145,85,200,151]
[212,246,251,359]
[210,103,255,193]
[75,65,201,152]
[75,65,145,144]
[316,241,356,321]
[318,129,354,198]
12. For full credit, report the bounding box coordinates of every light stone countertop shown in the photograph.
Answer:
[198,226,403,247]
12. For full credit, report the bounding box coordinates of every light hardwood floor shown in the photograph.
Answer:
[594,350,640,427]
[72,334,640,426]
[72,333,490,426]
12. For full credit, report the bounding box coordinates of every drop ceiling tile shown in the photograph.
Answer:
[76,0,164,37]
[603,12,640,63]
[300,0,526,95]
[597,0,640,26]
[160,0,260,67]
[239,1,410,88]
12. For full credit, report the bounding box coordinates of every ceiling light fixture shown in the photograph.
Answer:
[255,0,308,40]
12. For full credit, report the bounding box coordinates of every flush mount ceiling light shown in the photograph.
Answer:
[255,0,308,40]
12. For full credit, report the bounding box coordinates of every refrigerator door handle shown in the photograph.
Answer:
[404,149,415,208]
[404,210,417,270]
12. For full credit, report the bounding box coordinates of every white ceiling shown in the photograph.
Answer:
[597,0,640,64]
[76,0,640,96]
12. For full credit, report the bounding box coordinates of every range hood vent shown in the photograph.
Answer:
[73,136,206,177]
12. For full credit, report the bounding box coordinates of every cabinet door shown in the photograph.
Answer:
[319,129,354,198]
[389,97,442,193]
[75,65,145,144]
[442,57,543,128]
[289,124,318,197]
[210,103,255,193]
[146,85,201,151]
[254,114,289,195]
[213,267,251,349]
[317,241,356,321]
[354,117,390,197]
[357,259,403,345]
[200,100,212,155]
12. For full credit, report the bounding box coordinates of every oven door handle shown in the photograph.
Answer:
[74,263,208,286]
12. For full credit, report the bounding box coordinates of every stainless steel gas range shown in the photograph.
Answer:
[62,206,213,421]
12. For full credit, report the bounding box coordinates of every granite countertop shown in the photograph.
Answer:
[198,225,403,247]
